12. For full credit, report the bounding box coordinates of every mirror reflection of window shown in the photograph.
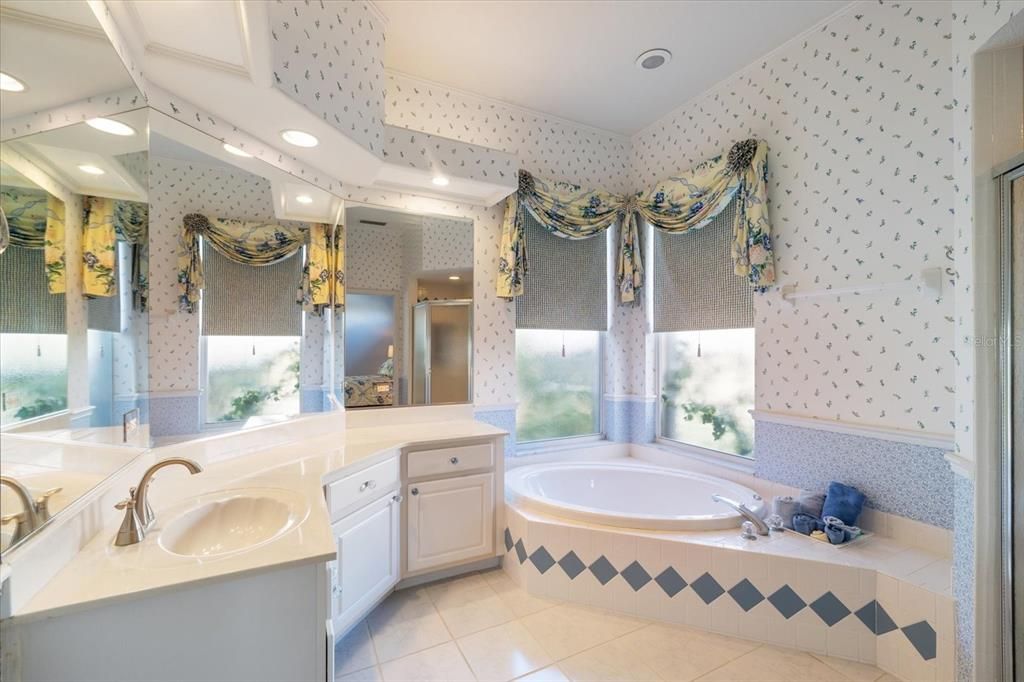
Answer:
[343,206,473,408]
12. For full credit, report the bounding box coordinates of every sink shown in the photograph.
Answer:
[157,488,305,558]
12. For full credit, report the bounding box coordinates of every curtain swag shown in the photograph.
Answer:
[0,187,67,294]
[497,138,775,304]
[179,213,343,315]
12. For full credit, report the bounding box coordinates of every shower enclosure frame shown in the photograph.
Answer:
[410,299,473,406]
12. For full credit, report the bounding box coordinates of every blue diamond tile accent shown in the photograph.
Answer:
[559,551,586,579]
[901,621,937,661]
[768,585,806,619]
[691,572,725,604]
[589,555,618,585]
[728,579,765,612]
[504,528,513,552]
[854,600,899,635]
[514,539,527,564]
[810,592,851,626]
[529,546,556,574]
[620,561,652,591]
[655,567,687,597]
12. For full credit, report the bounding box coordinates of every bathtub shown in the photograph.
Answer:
[505,460,765,531]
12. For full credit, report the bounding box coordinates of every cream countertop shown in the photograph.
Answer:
[12,419,506,622]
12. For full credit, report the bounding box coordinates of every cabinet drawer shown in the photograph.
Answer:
[407,442,494,479]
[326,456,400,520]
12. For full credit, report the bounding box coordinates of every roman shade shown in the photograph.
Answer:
[200,239,303,336]
[0,245,66,334]
[652,200,754,332]
[515,209,608,331]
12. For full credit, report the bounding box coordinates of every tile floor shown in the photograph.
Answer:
[335,569,904,682]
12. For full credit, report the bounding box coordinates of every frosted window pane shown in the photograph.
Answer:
[206,335,300,422]
[0,333,68,425]
[659,328,755,458]
[516,329,601,442]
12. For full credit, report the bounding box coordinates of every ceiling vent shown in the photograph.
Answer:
[636,48,672,71]
[360,219,387,226]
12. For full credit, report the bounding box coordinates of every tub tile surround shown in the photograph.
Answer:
[334,568,898,682]
[503,503,954,680]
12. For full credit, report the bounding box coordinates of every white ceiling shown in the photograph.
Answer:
[377,0,851,135]
[0,1,138,118]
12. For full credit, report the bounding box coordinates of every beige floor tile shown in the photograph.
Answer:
[519,603,648,661]
[379,642,476,682]
[368,588,437,625]
[337,666,383,682]
[434,581,518,638]
[425,572,490,603]
[558,636,664,682]
[875,674,904,682]
[368,600,452,663]
[515,666,571,682]
[696,646,854,681]
[613,623,759,682]
[457,620,554,682]
[482,569,560,617]
[811,653,885,682]
[336,622,379,677]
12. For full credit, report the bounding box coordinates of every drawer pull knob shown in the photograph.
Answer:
[359,480,376,492]
[410,487,419,496]
[449,457,459,465]
[392,494,403,504]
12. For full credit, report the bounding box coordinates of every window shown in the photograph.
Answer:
[516,329,601,442]
[658,328,755,458]
[0,333,67,425]
[204,335,300,423]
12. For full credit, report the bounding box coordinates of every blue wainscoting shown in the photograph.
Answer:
[604,396,656,444]
[149,394,202,437]
[754,420,954,528]
[473,406,516,456]
[952,473,975,682]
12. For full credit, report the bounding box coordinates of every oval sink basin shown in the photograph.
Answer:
[158,489,303,558]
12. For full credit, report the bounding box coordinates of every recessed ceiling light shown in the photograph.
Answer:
[223,143,253,158]
[448,275,461,281]
[635,48,672,71]
[0,72,26,92]
[86,117,135,136]
[296,194,314,205]
[432,176,450,187]
[78,165,105,175]
[281,130,318,148]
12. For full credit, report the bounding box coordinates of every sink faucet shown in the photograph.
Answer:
[711,494,769,536]
[114,458,202,547]
[0,476,62,545]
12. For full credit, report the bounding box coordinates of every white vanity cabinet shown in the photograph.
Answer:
[324,454,401,637]
[404,439,503,576]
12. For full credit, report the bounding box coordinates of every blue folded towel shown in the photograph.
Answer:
[821,481,866,526]
[772,496,801,529]
[792,513,823,535]
[824,518,847,544]
[797,490,826,518]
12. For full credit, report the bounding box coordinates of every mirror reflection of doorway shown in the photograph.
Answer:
[344,292,397,408]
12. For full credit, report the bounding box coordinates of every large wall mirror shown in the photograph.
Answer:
[147,112,343,442]
[0,1,146,553]
[344,205,473,408]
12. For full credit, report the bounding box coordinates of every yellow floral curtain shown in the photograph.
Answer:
[497,139,776,304]
[82,196,119,297]
[0,187,67,294]
[179,213,344,314]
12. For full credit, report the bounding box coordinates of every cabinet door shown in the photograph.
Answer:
[407,473,494,573]
[331,492,400,636]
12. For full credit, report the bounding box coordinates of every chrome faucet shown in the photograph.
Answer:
[114,458,202,547]
[711,494,769,536]
[0,475,62,545]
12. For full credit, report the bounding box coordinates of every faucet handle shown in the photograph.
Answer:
[34,487,63,521]
[114,487,146,547]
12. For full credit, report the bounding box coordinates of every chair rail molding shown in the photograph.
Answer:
[750,409,955,450]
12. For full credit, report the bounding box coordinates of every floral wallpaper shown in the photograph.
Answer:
[268,0,385,158]
[632,0,957,435]
[382,124,516,186]
[421,216,473,271]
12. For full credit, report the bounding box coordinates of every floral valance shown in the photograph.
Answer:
[497,139,775,304]
[0,187,66,294]
[179,213,343,314]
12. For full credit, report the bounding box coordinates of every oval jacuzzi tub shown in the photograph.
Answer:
[505,461,765,531]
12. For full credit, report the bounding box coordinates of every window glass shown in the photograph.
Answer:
[205,335,300,423]
[516,329,601,442]
[658,328,755,458]
[0,333,67,425]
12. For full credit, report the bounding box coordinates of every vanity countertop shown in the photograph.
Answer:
[12,419,506,622]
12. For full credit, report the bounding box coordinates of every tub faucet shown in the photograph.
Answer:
[711,494,769,536]
[0,476,62,545]
[114,458,203,547]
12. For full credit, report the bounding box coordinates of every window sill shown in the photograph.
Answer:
[651,438,756,475]
[515,434,606,455]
